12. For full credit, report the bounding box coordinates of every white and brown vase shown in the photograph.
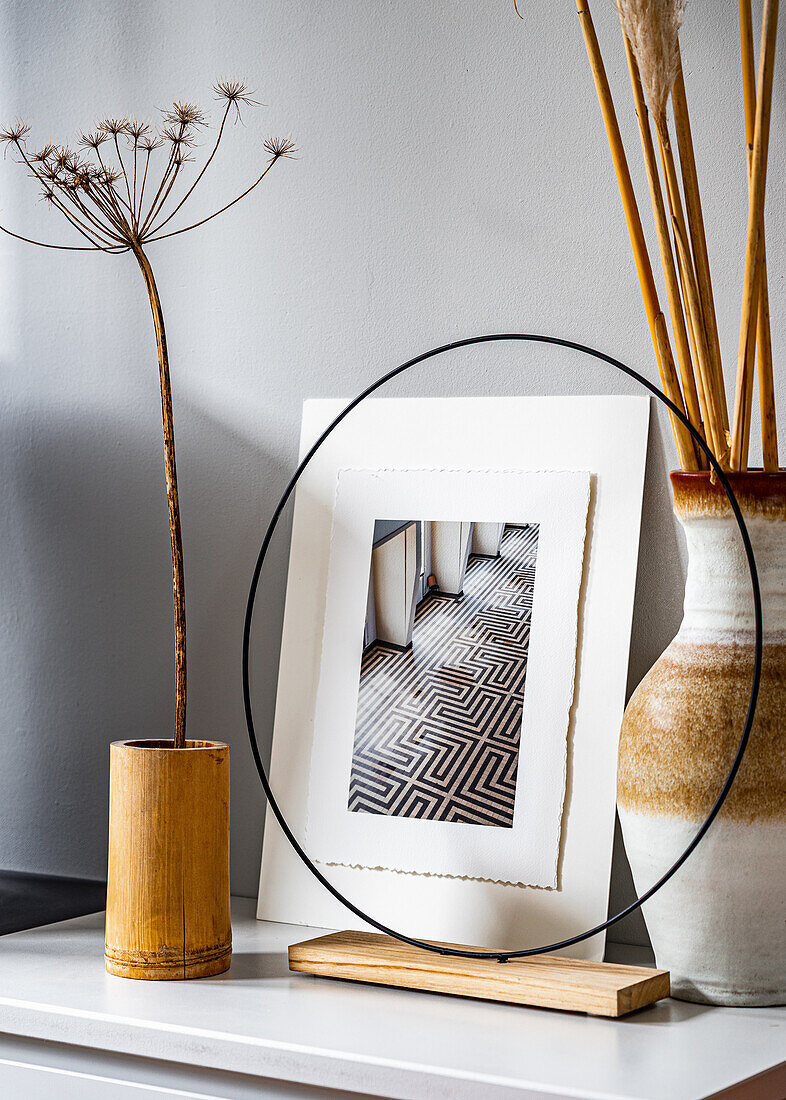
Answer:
[619,471,786,1006]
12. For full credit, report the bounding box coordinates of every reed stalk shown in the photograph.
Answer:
[620,29,705,464]
[671,54,728,435]
[731,0,779,470]
[573,1,781,474]
[576,0,697,469]
[739,0,778,470]
[657,128,727,465]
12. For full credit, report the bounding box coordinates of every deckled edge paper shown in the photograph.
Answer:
[304,468,590,888]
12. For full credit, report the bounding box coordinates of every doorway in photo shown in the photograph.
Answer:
[349,520,539,828]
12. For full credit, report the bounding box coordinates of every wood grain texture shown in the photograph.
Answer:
[289,931,670,1017]
[105,740,231,980]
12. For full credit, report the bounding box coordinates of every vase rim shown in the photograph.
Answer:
[671,470,786,520]
[111,739,229,751]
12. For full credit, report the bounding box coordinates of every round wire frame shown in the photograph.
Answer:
[242,333,763,963]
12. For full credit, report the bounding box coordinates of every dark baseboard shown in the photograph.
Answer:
[364,639,413,655]
[0,870,106,935]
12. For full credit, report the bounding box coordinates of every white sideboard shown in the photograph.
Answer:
[0,897,784,1099]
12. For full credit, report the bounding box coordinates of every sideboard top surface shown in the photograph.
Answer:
[0,896,783,1100]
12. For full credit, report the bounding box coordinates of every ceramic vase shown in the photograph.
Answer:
[105,739,231,980]
[618,471,786,1005]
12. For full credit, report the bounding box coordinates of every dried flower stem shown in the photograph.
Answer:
[739,0,778,471]
[731,0,779,470]
[671,53,728,435]
[0,81,295,745]
[621,29,705,462]
[575,0,697,469]
[134,243,187,744]
[657,124,727,465]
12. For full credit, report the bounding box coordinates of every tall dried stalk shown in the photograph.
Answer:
[575,1,781,472]
[575,0,697,468]
[671,52,728,434]
[619,28,705,458]
[731,0,779,470]
[0,85,296,747]
[739,0,778,470]
[618,0,727,465]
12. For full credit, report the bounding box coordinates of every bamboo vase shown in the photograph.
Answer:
[105,739,231,980]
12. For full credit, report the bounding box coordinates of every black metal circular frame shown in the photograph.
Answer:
[242,333,763,963]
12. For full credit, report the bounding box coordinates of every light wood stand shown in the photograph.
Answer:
[289,930,670,1017]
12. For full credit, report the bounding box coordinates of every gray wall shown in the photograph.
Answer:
[0,2,781,944]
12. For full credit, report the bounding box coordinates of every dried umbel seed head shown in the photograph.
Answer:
[124,119,151,145]
[0,118,31,149]
[138,133,165,153]
[0,78,294,253]
[213,78,261,122]
[162,101,207,129]
[264,135,297,159]
[98,166,123,186]
[97,117,130,137]
[160,123,199,150]
[30,143,57,164]
[53,145,78,172]
[79,129,111,151]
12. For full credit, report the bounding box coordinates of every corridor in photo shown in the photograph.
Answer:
[349,521,539,827]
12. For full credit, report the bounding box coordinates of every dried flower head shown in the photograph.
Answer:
[98,166,123,186]
[0,79,294,253]
[213,78,260,122]
[79,128,110,151]
[30,143,57,164]
[616,0,687,129]
[160,122,198,148]
[264,135,297,159]
[123,119,150,144]
[162,101,207,129]
[53,145,78,172]
[98,117,129,137]
[0,118,31,149]
[139,133,165,153]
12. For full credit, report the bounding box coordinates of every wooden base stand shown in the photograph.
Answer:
[289,930,670,1017]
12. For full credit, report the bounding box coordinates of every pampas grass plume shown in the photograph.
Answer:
[617,0,687,131]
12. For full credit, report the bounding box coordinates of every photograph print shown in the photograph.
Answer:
[303,465,591,888]
[349,520,539,829]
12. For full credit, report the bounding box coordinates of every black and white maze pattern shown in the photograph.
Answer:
[348,524,539,828]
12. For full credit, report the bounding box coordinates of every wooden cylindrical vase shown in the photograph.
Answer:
[619,472,786,1005]
[105,739,231,980]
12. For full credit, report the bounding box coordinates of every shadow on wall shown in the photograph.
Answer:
[607,407,685,949]
[0,395,290,894]
[0,389,689,943]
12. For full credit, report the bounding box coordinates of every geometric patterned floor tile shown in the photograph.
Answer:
[348,524,539,827]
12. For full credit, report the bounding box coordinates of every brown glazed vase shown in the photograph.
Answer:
[618,471,786,1005]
